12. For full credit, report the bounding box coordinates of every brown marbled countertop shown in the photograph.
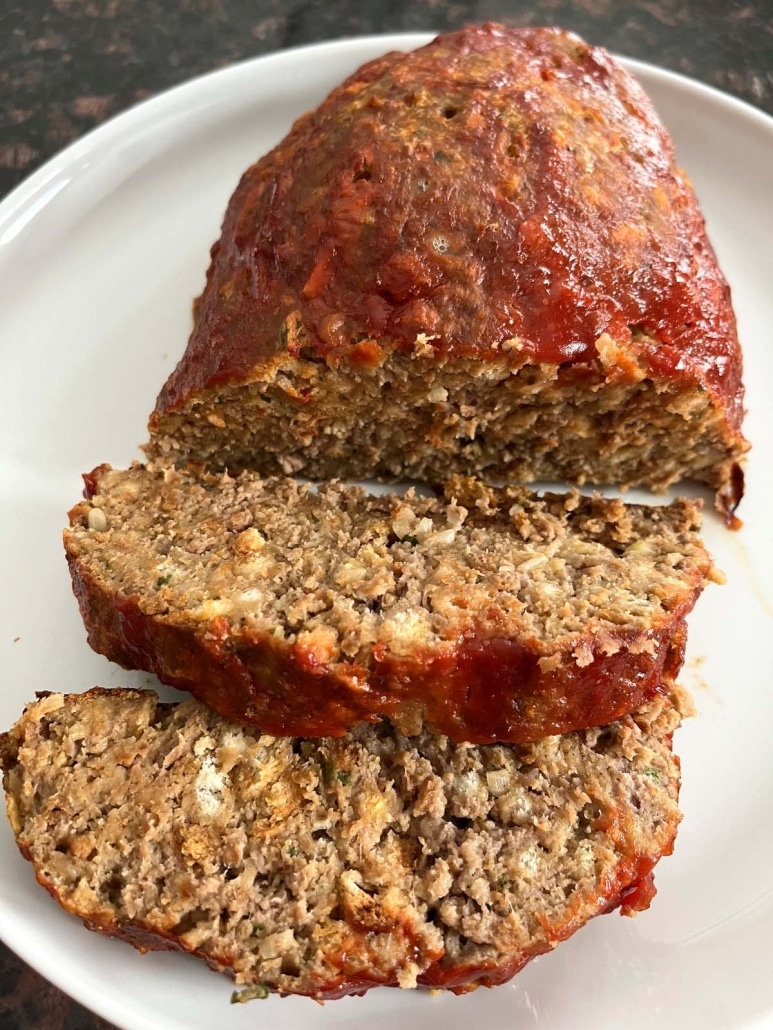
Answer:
[1,1,772,1027]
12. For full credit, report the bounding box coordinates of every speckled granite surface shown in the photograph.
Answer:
[1,1,772,1027]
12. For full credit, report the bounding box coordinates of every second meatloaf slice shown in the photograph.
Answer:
[65,464,718,743]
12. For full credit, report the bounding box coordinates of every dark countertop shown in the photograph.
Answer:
[1,1,771,1027]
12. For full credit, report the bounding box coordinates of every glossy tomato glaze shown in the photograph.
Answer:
[155,24,744,435]
[19,843,667,1000]
[67,553,689,744]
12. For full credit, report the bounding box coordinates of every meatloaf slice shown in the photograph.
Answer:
[64,463,718,743]
[147,24,748,520]
[1,688,685,999]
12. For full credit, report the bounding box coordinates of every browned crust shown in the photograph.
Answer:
[66,554,692,743]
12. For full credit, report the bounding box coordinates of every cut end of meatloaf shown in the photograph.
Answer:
[1,688,685,999]
[64,463,718,742]
[147,354,747,523]
[146,23,748,517]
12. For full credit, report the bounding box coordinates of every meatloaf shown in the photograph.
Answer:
[0,688,684,999]
[147,24,748,520]
[64,463,718,742]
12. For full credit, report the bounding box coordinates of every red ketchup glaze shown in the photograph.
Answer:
[155,24,744,436]
[618,869,658,916]
[82,465,111,500]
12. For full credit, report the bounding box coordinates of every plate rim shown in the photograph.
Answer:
[1,30,773,1030]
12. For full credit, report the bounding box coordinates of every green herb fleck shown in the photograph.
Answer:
[644,767,660,781]
[322,759,335,784]
[336,770,351,786]
[230,983,271,1004]
[253,922,265,934]
[288,843,299,858]
[156,574,173,588]
[401,535,419,547]
[497,876,512,890]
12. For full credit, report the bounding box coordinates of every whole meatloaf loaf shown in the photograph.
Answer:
[147,24,748,519]
[1,688,685,999]
[64,463,718,743]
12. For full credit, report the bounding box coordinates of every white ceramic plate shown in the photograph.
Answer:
[1,34,772,1030]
